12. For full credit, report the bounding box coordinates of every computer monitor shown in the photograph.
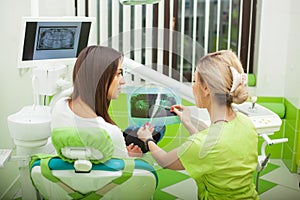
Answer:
[126,85,181,127]
[17,16,96,68]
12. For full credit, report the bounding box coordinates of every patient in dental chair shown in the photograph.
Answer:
[51,45,142,158]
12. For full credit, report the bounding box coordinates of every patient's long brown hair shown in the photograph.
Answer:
[72,45,123,125]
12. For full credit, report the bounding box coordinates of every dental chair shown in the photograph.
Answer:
[29,127,158,200]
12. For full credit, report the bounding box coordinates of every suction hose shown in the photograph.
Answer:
[256,153,271,192]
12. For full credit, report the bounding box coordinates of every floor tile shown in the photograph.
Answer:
[261,159,300,190]
[260,185,300,200]
[162,178,198,200]
[13,159,300,200]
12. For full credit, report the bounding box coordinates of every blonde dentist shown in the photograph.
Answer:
[138,50,259,199]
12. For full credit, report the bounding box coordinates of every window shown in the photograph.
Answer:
[97,0,256,83]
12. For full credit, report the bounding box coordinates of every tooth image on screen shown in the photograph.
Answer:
[126,85,181,127]
[37,28,75,49]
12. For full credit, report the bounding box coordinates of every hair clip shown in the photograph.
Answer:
[230,67,247,92]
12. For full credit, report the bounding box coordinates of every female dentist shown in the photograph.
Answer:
[138,50,259,199]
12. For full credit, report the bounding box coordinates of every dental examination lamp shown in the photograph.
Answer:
[120,0,161,5]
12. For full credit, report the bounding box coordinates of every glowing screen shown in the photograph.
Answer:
[21,21,90,62]
[127,85,181,126]
[130,93,177,118]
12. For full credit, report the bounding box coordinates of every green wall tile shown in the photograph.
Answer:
[264,143,283,159]
[257,121,285,159]
[296,132,300,168]
[256,97,284,103]
[284,99,298,129]
[282,142,294,172]
[282,98,300,173]
[284,123,297,151]
[297,109,300,132]
[294,130,299,152]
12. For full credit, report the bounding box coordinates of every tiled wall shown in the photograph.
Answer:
[255,97,299,173]
[282,99,300,173]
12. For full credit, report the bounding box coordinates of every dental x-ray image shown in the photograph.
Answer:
[130,93,177,118]
[37,27,76,50]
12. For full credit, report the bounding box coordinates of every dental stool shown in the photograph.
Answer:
[29,127,158,200]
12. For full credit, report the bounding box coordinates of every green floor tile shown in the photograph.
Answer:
[153,190,177,200]
[255,178,277,194]
[154,162,281,198]
[259,162,280,176]
[253,162,280,194]
[155,168,190,188]
[154,168,190,199]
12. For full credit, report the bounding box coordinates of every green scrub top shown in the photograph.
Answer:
[178,112,259,200]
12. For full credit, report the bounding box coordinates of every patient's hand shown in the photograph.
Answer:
[127,143,143,157]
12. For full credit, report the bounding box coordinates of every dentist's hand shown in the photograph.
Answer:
[170,104,191,124]
[171,105,197,135]
[137,123,154,142]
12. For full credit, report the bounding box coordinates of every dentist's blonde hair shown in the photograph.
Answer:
[196,49,248,105]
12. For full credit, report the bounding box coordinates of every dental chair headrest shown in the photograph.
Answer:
[52,127,114,164]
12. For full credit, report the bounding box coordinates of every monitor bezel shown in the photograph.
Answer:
[17,16,96,69]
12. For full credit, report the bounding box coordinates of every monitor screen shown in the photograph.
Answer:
[18,17,95,68]
[126,85,181,127]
